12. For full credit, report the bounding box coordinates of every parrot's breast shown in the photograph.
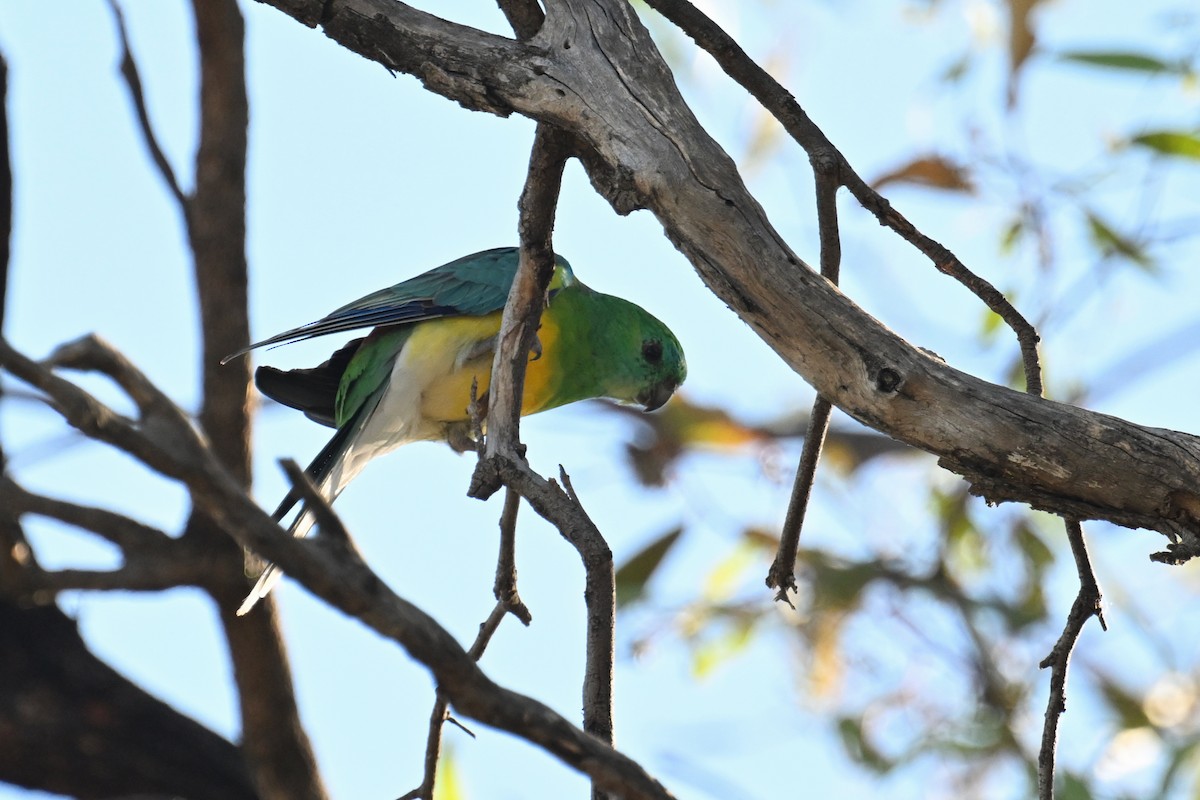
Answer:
[413,311,564,424]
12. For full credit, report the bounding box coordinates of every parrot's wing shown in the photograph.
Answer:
[222,248,575,363]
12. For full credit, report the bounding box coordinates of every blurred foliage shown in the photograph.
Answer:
[433,747,466,800]
[621,1,1200,798]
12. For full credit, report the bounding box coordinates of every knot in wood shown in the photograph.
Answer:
[875,367,903,394]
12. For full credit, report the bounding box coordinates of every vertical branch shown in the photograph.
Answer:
[494,487,532,623]
[0,52,10,312]
[399,602,508,800]
[188,0,251,480]
[479,125,572,464]
[559,468,615,751]
[143,2,325,797]
[766,155,841,600]
[0,49,29,593]
[0,47,258,800]
[1037,519,1106,800]
[466,120,618,797]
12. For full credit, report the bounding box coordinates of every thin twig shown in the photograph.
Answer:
[766,157,841,601]
[640,0,1042,397]
[279,458,355,549]
[767,399,833,601]
[106,0,189,211]
[398,602,509,800]
[1037,519,1106,800]
[494,487,532,624]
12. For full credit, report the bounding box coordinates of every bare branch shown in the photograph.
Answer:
[242,0,1200,547]
[557,466,615,750]
[1037,519,1106,800]
[0,600,259,800]
[768,157,843,600]
[639,0,1043,396]
[279,457,355,549]
[767,399,833,601]
[0,336,211,480]
[107,0,189,211]
[0,476,172,551]
[474,124,572,476]
[494,487,532,624]
[400,602,509,800]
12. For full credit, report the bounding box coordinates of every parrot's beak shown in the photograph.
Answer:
[638,380,678,412]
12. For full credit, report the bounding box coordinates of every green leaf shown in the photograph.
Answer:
[1096,674,1152,730]
[1015,521,1054,573]
[691,618,755,679]
[1085,211,1154,271]
[998,216,1025,255]
[703,539,758,602]
[1130,130,1200,161]
[1058,771,1095,800]
[1058,51,1175,74]
[615,527,684,608]
[836,716,894,774]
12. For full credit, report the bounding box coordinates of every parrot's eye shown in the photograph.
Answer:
[641,339,663,365]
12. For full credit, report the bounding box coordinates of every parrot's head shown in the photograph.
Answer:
[625,310,687,413]
[553,283,686,414]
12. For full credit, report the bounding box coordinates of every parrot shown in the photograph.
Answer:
[225,247,686,614]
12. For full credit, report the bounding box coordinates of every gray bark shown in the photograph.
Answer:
[249,0,1200,555]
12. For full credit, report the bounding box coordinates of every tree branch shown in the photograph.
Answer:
[399,602,508,800]
[107,0,189,212]
[0,599,260,800]
[639,0,1043,396]
[1037,519,1106,800]
[247,0,1200,555]
[768,154,843,600]
[0,341,675,799]
[493,486,532,623]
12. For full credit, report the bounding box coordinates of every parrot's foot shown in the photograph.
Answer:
[445,423,478,454]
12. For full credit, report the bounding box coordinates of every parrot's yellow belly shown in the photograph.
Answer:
[411,310,562,423]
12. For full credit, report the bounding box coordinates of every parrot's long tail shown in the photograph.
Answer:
[236,401,377,616]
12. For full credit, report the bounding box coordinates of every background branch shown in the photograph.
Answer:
[108,0,188,211]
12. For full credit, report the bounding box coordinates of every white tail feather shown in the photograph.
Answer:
[235,446,373,615]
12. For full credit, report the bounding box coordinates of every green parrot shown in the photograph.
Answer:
[227,247,686,614]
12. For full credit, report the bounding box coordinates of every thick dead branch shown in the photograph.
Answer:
[250,0,1200,556]
[639,0,1043,397]
[0,600,259,800]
